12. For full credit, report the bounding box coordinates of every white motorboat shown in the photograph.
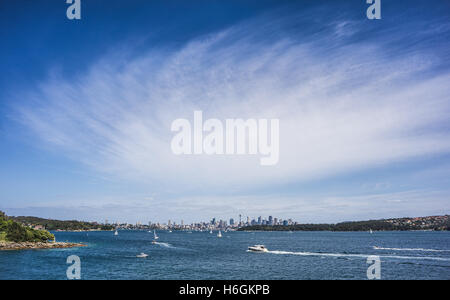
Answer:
[248,245,268,252]
[136,252,148,258]
[217,230,222,238]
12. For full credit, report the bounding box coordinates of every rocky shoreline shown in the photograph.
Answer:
[0,241,86,251]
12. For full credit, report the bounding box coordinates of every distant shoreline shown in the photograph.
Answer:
[238,215,450,232]
[0,241,86,251]
[238,229,444,232]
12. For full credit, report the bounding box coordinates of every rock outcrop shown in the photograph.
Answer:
[0,241,85,250]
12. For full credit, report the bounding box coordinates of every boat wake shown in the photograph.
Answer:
[373,246,450,252]
[153,242,173,248]
[151,241,193,251]
[266,250,450,261]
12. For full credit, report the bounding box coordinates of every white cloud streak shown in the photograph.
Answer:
[16,14,450,194]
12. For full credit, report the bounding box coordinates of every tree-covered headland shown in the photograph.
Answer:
[0,211,55,242]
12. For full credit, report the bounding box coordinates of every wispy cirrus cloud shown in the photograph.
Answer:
[15,12,450,196]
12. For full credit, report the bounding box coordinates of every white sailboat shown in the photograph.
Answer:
[217,230,222,238]
[369,229,373,234]
[153,230,159,240]
[114,229,118,236]
[209,229,213,234]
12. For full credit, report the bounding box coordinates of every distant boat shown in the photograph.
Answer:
[136,253,148,258]
[114,230,118,236]
[248,245,268,252]
[217,230,222,238]
[209,230,213,234]
[153,230,159,240]
[369,229,373,234]
[168,230,172,233]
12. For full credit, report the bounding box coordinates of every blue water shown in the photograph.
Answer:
[0,230,449,279]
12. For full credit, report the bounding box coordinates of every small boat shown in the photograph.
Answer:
[114,230,118,236]
[168,230,172,233]
[153,230,159,240]
[209,230,213,234]
[369,229,373,234]
[248,245,268,252]
[217,230,222,238]
[136,253,148,258]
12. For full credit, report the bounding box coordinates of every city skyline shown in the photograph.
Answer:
[103,214,297,228]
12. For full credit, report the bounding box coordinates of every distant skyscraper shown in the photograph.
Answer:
[258,216,262,224]
[229,218,234,225]
[269,216,273,225]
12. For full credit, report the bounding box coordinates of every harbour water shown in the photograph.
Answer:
[0,230,449,279]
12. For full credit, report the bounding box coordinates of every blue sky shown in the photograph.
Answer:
[0,0,450,224]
